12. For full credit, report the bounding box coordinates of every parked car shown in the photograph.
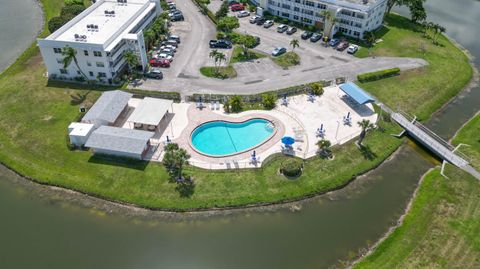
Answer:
[230,4,245,11]
[168,10,182,17]
[158,53,173,62]
[161,48,175,56]
[347,44,359,54]
[328,38,340,47]
[160,44,177,52]
[310,33,322,42]
[237,10,250,18]
[263,20,274,28]
[145,68,163,79]
[168,4,176,10]
[301,31,313,40]
[170,13,184,21]
[228,0,240,5]
[271,47,286,56]
[286,27,297,35]
[209,39,232,49]
[256,17,266,25]
[336,41,349,51]
[250,15,260,23]
[162,40,178,48]
[149,58,170,68]
[168,35,181,44]
[277,24,288,33]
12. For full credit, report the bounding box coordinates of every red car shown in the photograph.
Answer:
[149,58,170,68]
[230,4,244,11]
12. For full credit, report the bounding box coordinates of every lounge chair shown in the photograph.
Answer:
[215,101,220,110]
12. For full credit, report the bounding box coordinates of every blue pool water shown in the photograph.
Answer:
[191,119,274,156]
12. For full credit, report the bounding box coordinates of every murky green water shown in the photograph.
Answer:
[0,0,478,268]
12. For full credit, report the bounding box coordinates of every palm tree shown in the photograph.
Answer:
[290,39,299,51]
[209,49,220,74]
[61,46,87,79]
[363,31,376,57]
[357,119,375,146]
[143,29,156,50]
[317,139,332,158]
[123,50,139,75]
[163,143,190,181]
[322,10,339,40]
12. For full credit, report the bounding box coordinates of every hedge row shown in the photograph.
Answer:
[357,67,401,83]
[125,89,181,102]
[186,80,331,103]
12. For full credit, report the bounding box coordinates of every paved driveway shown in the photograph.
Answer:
[137,5,428,95]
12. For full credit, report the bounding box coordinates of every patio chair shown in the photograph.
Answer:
[215,101,220,110]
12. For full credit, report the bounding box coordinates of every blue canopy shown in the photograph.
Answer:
[281,136,295,145]
[339,82,376,105]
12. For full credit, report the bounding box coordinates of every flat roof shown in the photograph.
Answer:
[339,82,376,105]
[127,97,173,126]
[68,122,95,136]
[52,0,151,45]
[82,90,133,124]
[85,126,154,155]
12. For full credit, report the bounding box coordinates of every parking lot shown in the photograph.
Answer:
[137,3,427,95]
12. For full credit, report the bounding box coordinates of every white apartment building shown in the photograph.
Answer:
[253,0,387,39]
[38,0,161,84]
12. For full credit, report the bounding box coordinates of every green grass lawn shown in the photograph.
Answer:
[452,114,480,170]
[229,46,267,64]
[199,66,237,79]
[271,51,300,68]
[355,14,473,120]
[354,114,480,268]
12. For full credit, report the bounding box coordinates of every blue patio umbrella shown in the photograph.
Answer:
[281,136,295,145]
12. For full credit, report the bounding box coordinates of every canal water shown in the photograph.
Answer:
[0,0,478,268]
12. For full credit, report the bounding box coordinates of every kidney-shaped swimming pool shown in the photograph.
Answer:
[191,119,275,157]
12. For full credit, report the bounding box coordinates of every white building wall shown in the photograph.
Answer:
[262,0,388,39]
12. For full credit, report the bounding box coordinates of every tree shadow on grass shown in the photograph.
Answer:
[384,14,423,33]
[46,79,119,92]
[175,178,195,198]
[88,154,149,171]
[70,91,91,105]
[359,145,377,160]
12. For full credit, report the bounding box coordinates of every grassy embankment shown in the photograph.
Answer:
[199,65,237,79]
[354,114,480,268]
[0,2,472,210]
[229,46,267,64]
[356,14,473,120]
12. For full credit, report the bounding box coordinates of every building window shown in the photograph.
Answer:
[305,0,314,7]
[96,62,105,67]
[281,12,290,17]
[93,51,102,57]
[53,48,62,54]
[354,31,360,36]
[59,69,68,74]
[303,10,314,16]
[294,7,300,11]
[84,50,89,56]
[355,23,362,28]
[317,3,326,9]
[86,61,92,66]
[268,0,275,4]
[281,4,290,9]
[56,58,63,64]
[97,72,107,78]
[303,18,312,23]
[89,71,94,77]
[293,15,299,20]
[295,0,300,3]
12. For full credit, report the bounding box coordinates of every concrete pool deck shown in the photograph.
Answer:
[142,85,378,169]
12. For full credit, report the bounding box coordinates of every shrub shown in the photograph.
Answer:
[309,82,324,96]
[64,0,84,5]
[357,67,401,82]
[48,17,65,33]
[217,17,240,33]
[280,158,303,177]
[215,1,229,19]
[261,93,277,109]
[248,5,256,12]
[216,31,226,40]
[229,95,244,112]
[61,4,85,17]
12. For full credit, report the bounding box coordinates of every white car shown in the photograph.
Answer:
[160,45,177,52]
[158,53,173,62]
[160,48,175,55]
[237,10,250,18]
[249,15,259,23]
[347,44,359,54]
[263,20,274,28]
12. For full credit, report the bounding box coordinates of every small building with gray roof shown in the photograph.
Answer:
[82,90,132,127]
[85,126,154,159]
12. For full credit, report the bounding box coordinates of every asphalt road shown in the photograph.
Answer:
[137,4,428,95]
